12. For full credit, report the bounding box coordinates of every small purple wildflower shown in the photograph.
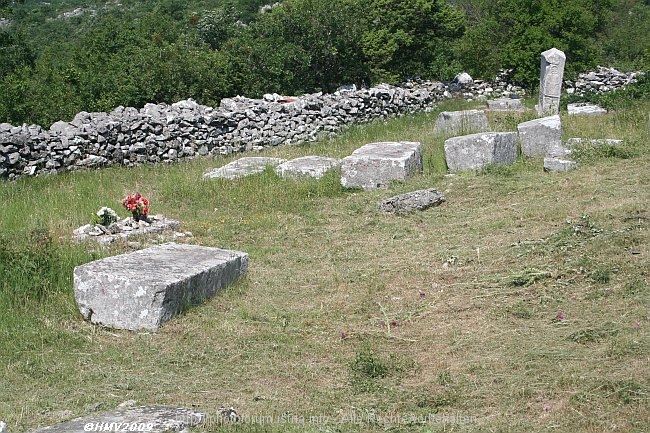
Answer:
[555,311,565,321]
[418,290,426,298]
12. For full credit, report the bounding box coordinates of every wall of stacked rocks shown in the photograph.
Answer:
[0,67,640,181]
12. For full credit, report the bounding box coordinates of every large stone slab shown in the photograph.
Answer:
[275,155,341,179]
[203,157,286,180]
[433,110,490,136]
[444,132,518,171]
[74,243,248,331]
[535,48,566,116]
[517,115,562,157]
[567,103,607,116]
[340,141,422,189]
[378,189,445,213]
[486,98,525,111]
[565,137,623,147]
[29,405,204,433]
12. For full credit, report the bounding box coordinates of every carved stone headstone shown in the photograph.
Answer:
[535,48,566,116]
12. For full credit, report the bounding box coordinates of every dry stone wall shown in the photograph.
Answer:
[0,68,640,181]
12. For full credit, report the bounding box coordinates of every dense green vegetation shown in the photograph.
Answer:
[0,0,649,126]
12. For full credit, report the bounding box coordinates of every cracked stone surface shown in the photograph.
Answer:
[378,189,446,213]
[275,156,341,179]
[74,243,248,331]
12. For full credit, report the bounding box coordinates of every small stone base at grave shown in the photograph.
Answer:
[74,242,249,331]
[73,215,185,247]
[28,405,205,433]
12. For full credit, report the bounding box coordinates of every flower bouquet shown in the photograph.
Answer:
[95,207,118,227]
[122,193,150,222]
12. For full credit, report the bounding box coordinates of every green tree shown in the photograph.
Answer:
[454,0,614,88]
[361,0,465,83]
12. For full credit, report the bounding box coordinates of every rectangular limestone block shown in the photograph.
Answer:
[444,132,518,172]
[74,243,248,331]
[433,109,490,136]
[517,115,562,158]
[340,141,422,189]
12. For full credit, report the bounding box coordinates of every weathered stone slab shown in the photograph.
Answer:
[444,132,518,171]
[486,98,525,111]
[565,138,623,147]
[517,115,562,157]
[275,155,340,179]
[203,157,286,180]
[544,157,578,173]
[74,243,248,331]
[535,48,566,116]
[378,189,445,213]
[340,141,422,189]
[433,110,490,136]
[29,405,204,433]
[546,143,572,158]
[567,103,607,116]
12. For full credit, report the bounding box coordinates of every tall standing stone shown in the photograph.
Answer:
[535,48,566,116]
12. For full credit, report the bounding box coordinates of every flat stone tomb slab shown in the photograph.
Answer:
[567,103,607,116]
[486,98,525,111]
[29,405,205,433]
[275,155,341,179]
[74,243,248,331]
[203,156,286,180]
[340,141,422,189]
[444,132,518,171]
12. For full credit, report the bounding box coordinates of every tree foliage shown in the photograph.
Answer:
[0,0,648,126]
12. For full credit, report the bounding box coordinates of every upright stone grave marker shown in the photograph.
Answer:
[535,48,566,116]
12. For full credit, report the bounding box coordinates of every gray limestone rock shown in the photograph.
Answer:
[565,138,623,147]
[203,157,286,180]
[433,110,490,136]
[544,157,578,172]
[275,156,341,179]
[444,132,518,171]
[340,141,422,189]
[74,243,248,331]
[567,103,607,116]
[378,188,446,213]
[517,115,562,158]
[486,98,525,111]
[28,405,205,433]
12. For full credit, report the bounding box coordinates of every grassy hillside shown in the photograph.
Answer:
[0,90,648,431]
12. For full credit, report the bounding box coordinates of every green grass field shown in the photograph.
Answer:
[1,96,648,432]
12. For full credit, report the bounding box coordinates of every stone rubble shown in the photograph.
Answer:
[565,66,644,96]
[72,214,184,246]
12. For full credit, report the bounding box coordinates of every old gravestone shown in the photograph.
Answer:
[535,48,566,116]
[74,243,248,331]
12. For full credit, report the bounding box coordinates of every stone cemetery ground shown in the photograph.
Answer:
[0,96,649,433]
